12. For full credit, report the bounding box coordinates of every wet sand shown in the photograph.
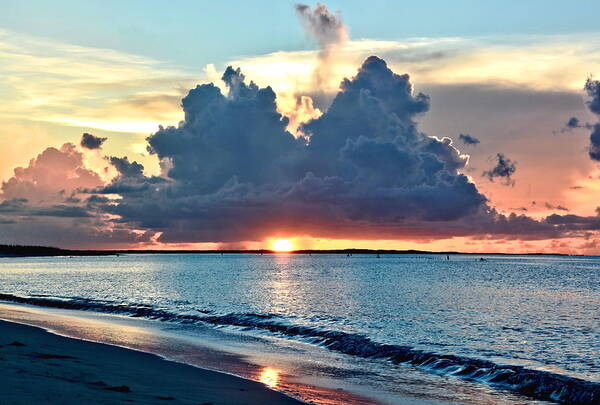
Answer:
[0,319,305,405]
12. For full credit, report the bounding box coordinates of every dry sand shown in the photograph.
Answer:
[0,319,305,405]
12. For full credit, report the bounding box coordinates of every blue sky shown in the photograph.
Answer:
[3,0,600,69]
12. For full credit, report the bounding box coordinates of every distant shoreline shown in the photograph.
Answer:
[0,244,578,258]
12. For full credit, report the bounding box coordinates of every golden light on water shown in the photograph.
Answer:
[259,367,280,388]
[272,239,293,252]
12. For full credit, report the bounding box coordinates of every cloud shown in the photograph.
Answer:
[80,133,107,150]
[82,56,600,245]
[1,143,103,204]
[295,3,348,49]
[109,156,145,178]
[567,117,581,129]
[458,133,480,145]
[0,28,192,134]
[482,153,517,186]
[225,33,600,103]
[4,54,600,248]
[0,198,92,218]
[544,202,569,212]
[277,95,323,136]
[295,3,348,88]
[0,215,153,249]
[555,116,593,134]
[0,142,152,248]
[584,78,600,161]
[86,56,505,243]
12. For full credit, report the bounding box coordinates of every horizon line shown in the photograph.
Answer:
[0,244,586,257]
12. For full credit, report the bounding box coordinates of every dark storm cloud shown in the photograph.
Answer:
[109,156,145,178]
[87,56,600,243]
[34,205,93,217]
[546,213,600,230]
[482,153,516,186]
[80,133,107,150]
[458,133,480,145]
[0,216,153,249]
[147,66,301,194]
[0,198,28,214]
[585,79,600,115]
[94,56,499,243]
[95,157,165,195]
[584,79,600,161]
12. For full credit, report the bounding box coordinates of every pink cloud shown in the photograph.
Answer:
[1,143,103,204]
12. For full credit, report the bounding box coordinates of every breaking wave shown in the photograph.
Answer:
[1,292,598,404]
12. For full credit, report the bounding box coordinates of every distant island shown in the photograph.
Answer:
[0,244,574,258]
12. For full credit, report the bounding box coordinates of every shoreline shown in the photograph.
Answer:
[0,303,390,405]
[2,297,599,405]
[0,317,307,405]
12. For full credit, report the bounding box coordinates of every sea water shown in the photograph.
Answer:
[0,254,598,404]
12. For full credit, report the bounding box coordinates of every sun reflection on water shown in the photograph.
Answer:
[259,367,280,388]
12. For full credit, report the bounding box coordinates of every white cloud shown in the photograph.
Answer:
[0,28,194,133]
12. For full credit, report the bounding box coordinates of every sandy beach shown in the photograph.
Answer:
[0,319,305,405]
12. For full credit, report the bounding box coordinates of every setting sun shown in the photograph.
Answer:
[271,239,293,252]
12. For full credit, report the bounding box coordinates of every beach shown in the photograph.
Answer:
[0,318,305,405]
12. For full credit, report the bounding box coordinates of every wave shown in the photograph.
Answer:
[1,292,598,404]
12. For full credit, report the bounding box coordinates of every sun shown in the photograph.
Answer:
[271,239,293,252]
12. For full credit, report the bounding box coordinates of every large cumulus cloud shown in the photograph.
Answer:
[147,66,303,194]
[95,56,541,243]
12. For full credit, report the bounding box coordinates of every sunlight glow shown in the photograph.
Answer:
[259,367,280,388]
[272,239,293,252]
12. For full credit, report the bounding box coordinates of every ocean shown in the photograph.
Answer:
[0,253,598,404]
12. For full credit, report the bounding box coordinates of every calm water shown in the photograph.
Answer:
[0,254,598,404]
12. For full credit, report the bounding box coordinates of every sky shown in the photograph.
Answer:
[1,1,600,253]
